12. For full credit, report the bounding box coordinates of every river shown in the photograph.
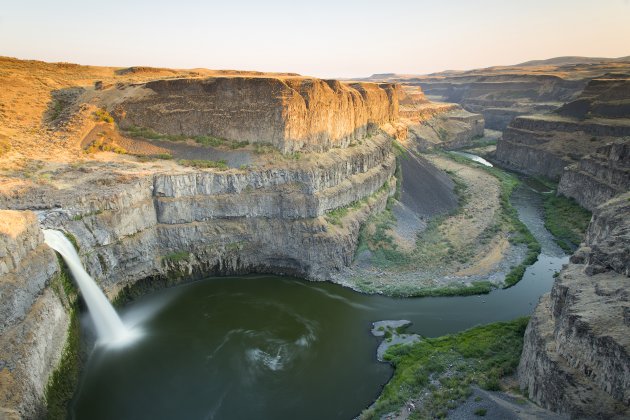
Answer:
[69,165,568,420]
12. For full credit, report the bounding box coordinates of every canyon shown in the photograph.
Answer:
[0,56,628,419]
[365,56,630,130]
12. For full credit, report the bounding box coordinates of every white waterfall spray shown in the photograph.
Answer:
[43,229,132,344]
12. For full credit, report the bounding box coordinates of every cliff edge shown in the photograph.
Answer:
[113,77,402,152]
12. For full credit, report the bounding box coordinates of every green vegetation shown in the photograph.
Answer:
[62,231,80,252]
[163,251,190,263]
[485,166,540,288]
[253,143,277,155]
[361,317,529,419]
[474,408,488,416]
[177,159,228,170]
[543,194,591,252]
[325,180,391,227]
[444,152,541,288]
[71,209,103,221]
[354,150,541,295]
[357,169,470,274]
[458,137,498,151]
[46,252,81,419]
[149,153,173,160]
[437,127,449,141]
[411,281,494,297]
[123,126,249,149]
[193,134,226,147]
[50,100,64,121]
[84,137,127,155]
[135,153,173,162]
[45,306,80,420]
[391,139,408,157]
[93,108,114,123]
[356,203,409,268]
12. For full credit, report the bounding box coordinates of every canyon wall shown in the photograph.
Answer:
[495,76,630,181]
[364,58,630,130]
[0,212,68,420]
[558,142,630,211]
[518,192,630,418]
[414,74,584,130]
[396,86,485,150]
[0,134,397,418]
[112,77,402,152]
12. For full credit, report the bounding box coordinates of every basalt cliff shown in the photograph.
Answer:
[495,76,630,182]
[518,191,630,419]
[113,77,402,153]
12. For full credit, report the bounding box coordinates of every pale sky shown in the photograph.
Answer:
[1,0,629,78]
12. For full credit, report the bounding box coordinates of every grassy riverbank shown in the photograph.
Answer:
[543,194,591,252]
[443,152,541,288]
[349,150,540,296]
[362,317,530,419]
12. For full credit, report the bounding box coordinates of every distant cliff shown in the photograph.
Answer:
[495,76,630,181]
[558,142,630,211]
[363,58,630,130]
[113,77,402,153]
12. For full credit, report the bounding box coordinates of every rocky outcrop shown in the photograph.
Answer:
[112,77,402,152]
[406,108,484,150]
[576,193,630,276]
[0,211,67,420]
[518,192,630,418]
[556,77,630,120]
[395,86,485,150]
[558,141,630,211]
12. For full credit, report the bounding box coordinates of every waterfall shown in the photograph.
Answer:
[43,229,131,344]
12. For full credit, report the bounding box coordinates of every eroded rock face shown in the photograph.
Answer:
[496,117,630,180]
[496,76,630,181]
[518,192,630,418]
[558,141,630,211]
[113,77,401,152]
[0,211,67,420]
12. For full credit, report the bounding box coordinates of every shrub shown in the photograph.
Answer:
[364,317,529,419]
[93,108,114,123]
[474,408,488,416]
[177,159,228,170]
[543,194,591,252]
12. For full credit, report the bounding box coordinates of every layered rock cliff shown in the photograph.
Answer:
[518,192,630,418]
[558,142,630,211]
[0,212,67,420]
[112,78,402,152]
[495,76,630,180]
[395,86,485,149]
